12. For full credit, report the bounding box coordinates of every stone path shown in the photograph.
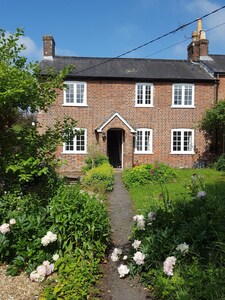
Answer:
[98,171,152,300]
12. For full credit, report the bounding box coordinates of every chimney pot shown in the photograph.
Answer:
[43,35,55,60]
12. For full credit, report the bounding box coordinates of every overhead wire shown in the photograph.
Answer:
[72,5,225,75]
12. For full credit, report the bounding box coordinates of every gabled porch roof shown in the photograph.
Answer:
[95,111,136,133]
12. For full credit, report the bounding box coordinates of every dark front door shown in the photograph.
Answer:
[107,129,122,168]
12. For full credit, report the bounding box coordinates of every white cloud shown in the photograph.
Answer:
[19,35,42,61]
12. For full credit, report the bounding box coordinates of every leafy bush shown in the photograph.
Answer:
[49,184,110,256]
[83,150,109,172]
[123,163,176,188]
[213,154,225,171]
[41,253,102,300]
[81,162,114,194]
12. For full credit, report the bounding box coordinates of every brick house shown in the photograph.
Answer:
[39,20,224,173]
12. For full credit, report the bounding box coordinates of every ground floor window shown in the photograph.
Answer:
[63,128,87,153]
[134,128,153,153]
[171,129,194,154]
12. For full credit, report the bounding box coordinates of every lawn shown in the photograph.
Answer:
[128,168,225,212]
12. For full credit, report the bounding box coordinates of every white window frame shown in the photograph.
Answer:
[172,84,195,108]
[63,128,87,154]
[134,128,153,154]
[171,129,194,154]
[63,81,87,106]
[135,83,154,107]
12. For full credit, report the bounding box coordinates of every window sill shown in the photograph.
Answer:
[62,151,87,154]
[135,105,154,108]
[170,152,195,155]
[171,105,195,109]
[63,104,88,107]
[134,151,153,154]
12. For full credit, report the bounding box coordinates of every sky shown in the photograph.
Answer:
[1,0,225,62]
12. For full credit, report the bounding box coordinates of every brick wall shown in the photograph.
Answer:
[37,79,216,172]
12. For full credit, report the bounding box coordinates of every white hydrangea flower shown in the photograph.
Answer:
[41,235,51,246]
[132,239,141,250]
[163,256,176,276]
[111,248,122,262]
[197,191,206,198]
[9,218,16,225]
[118,264,130,278]
[133,251,145,265]
[147,212,156,222]
[52,254,59,261]
[133,215,145,230]
[30,271,45,282]
[0,223,10,234]
[176,242,189,255]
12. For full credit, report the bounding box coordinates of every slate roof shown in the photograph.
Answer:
[40,56,214,82]
[201,55,225,74]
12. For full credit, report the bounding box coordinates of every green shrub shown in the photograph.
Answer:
[81,162,114,194]
[123,163,176,188]
[49,184,110,256]
[83,148,109,172]
[213,154,225,171]
[41,253,102,300]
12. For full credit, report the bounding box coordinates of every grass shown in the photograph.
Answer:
[128,168,225,212]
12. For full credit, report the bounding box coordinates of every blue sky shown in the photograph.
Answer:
[1,0,225,61]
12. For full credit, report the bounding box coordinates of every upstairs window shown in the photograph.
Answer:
[135,83,153,107]
[63,128,87,153]
[64,82,87,106]
[135,128,153,153]
[171,129,194,154]
[172,84,195,107]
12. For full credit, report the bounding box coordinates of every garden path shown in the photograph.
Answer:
[98,171,152,300]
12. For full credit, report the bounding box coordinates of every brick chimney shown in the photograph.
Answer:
[43,35,55,60]
[187,19,209,61]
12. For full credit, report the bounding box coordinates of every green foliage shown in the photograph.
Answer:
[0,28,76,197]
[129,172,225,299]
[41,253,102,300]
[49,184,110,256]
[213,154,225,171]
[83,146,109,172]
[123,163,176,188]
[81,162,114,194]
[199,100,225,135]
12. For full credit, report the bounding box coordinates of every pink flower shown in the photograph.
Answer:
[37,265,47,276]
[163,256,176,276]
[0,223,10,234]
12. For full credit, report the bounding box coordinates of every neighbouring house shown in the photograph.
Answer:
[39,19,225,173]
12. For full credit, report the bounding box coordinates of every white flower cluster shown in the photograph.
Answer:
[41,231,57,246]
[133,251,145,265]
[30,258,56,282]
[132,239,141,250]
[176,242,189,255]
[133,215,145,230]
[118,264,130,278]
[0,219,16,234]
[197,191,206,198]
[110,248,122,262]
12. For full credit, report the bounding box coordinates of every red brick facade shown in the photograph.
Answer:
[37,79,216,172]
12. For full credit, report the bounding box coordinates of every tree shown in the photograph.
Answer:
[199,100,225,155]
[0,28,76,197]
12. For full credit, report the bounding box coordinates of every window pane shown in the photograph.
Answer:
[145,85,151,105]
[173,131,181,151]
[76,131,85,151]
[76,83,84,104]
[136,131,142,151]
[137,85,143,104]
[174,86,182,105]
[65,140,74,151]
[183,131,192,151]
[144,130,151,151]
[184,86,193,105]
[65,84,74,103]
